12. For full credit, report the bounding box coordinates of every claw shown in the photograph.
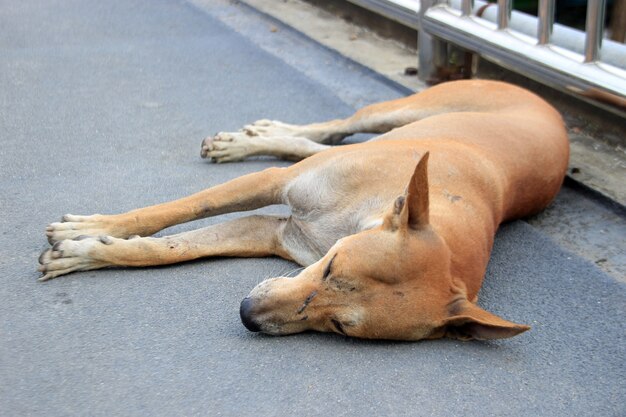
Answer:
[99,235,113,245]
[243,126,258,136]
[38,250,48,265]
[201,136,215,159]
[38,274,53,282]
[216,133,234,142]
[201,139,209,158]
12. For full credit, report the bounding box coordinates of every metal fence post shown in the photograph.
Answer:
[419,0,476,84]
[419,0,448,83]
[537,0,555,45]
[584,0,607,62]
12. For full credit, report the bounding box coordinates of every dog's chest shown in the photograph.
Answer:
[283,168,386,254]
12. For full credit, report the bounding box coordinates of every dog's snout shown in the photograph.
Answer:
[240,297,261,332]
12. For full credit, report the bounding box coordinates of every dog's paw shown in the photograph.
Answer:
[45,214,124,244]
[201,132,257,163]
[37,237,112,281]
[243,119,301,138]
[201,132,231,159]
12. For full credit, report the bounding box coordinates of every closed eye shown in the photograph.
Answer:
[331,318,346,335]
[322,254,336,281]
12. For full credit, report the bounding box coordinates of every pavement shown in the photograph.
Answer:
[0,0,624,416]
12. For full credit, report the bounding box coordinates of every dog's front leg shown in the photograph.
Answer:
[39,215,294,281]
[45,167,291,243]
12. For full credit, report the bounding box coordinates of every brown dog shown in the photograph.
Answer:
[39,80,569,341]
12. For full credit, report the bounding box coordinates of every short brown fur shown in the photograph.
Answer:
[39,80,569,341]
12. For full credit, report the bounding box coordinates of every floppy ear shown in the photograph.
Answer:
[404,152,430,229]
[440,299,530,341]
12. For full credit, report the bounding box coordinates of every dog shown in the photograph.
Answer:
[38,80,569,341]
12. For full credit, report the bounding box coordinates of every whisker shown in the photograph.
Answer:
[256,264,283,285]
[283,266,305,278]
[253,263,305,286]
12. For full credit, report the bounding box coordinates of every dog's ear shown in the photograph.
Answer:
[438,299,530,340]
[385,152,430,231]
[404,152,430,229]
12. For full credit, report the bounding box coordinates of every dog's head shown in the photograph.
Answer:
[240,153,529,341]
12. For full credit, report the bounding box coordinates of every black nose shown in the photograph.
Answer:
[240,297,261,332]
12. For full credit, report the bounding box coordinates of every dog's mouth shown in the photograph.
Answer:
[239,295,315,336]
[238,276,319,335]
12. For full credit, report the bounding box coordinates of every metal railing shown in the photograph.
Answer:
[348,0,626,117]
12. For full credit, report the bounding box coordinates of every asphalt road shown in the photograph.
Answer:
[1,0,624,416]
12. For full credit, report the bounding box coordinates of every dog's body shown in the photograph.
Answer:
[39,80,569,341]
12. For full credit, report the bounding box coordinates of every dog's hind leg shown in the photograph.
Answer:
[201,132,330,163]
[236,93,444,146]
[240,118,352,145]
[210,80,512,158]
[199,95,440,162]
[39,215,295,281]
[45,167,292,244]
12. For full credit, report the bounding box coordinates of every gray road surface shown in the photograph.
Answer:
[1,0,624,416]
